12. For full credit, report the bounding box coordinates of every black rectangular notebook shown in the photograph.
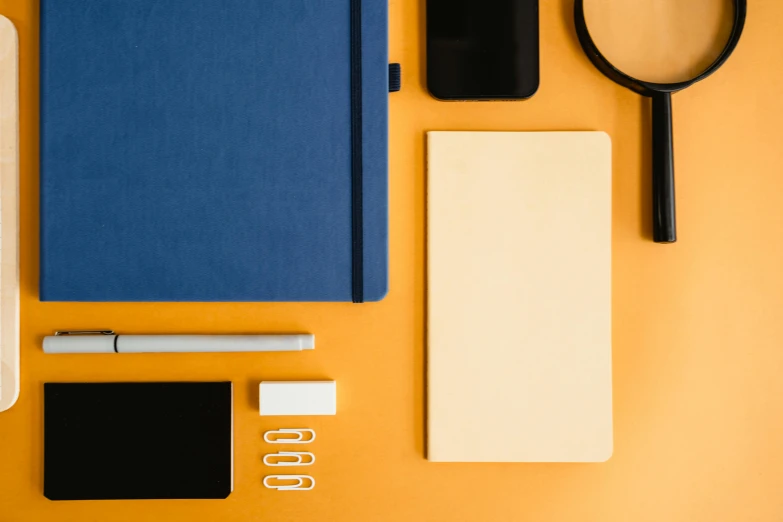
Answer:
[44,382,233,501]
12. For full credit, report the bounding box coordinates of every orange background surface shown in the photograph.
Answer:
[2,0,783,520]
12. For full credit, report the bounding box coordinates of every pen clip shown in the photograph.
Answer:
[54,330,115,336]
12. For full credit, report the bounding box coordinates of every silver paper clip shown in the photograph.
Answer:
[263,474,315,491]
[264,451,316,467]
[264,428,316,444]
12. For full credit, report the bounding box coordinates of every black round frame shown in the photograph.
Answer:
[574,0,747,243]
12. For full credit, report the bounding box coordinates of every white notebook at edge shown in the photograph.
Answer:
[427,131,613,462]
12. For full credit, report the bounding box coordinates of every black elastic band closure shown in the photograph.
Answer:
[350,0,364,303]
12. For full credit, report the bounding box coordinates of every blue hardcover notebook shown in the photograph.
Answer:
[40,0,388,302]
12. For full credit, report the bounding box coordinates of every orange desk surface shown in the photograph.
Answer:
[2,1,783,521]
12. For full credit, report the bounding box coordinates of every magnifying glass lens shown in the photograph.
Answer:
[583,0,735,84]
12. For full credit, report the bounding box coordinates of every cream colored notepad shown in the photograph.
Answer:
[427,131,612,462]
[0,16,19,412]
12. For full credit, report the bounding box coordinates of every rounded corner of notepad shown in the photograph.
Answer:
[593,130,612,148]
[0,385,20,412]
[0,359,20,412]
[594,442,614,463]
[0,15,17,35]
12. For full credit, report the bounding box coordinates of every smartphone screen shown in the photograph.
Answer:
[426,0,539,100]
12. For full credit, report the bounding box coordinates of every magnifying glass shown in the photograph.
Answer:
[575,0,747,243]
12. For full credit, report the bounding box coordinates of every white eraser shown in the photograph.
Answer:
[259,381,337,416]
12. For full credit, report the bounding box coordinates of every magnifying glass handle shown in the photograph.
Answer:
[652,92,677,243]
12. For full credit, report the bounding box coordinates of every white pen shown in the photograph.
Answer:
[43,331,315,354]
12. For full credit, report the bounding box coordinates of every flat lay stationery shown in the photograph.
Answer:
[3,0,778,519]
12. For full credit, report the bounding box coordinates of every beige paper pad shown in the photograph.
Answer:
[0,16,19,412]
[427,131,612,462]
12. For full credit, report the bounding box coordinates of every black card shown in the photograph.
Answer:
[44,382,233,500]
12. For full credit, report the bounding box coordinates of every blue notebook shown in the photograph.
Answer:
[40,0,388,302]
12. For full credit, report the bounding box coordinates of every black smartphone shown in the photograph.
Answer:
[426,0,539,100]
